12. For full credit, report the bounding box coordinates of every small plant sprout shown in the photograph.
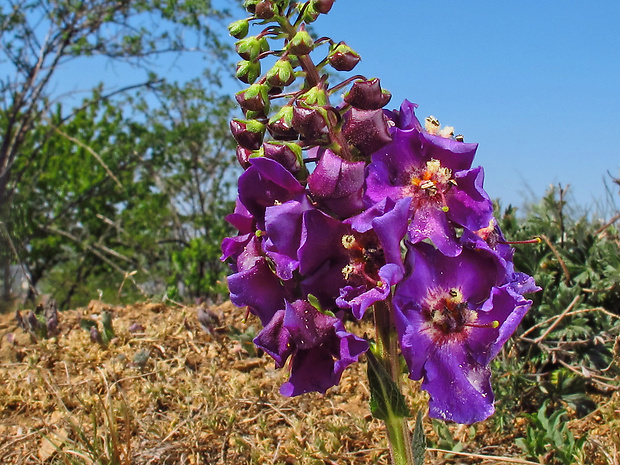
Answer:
[221,2,539,464]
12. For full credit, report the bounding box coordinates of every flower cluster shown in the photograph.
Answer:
[222,0,538,425]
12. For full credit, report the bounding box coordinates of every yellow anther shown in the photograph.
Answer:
[341,264,355,279]
[341,234,356,249]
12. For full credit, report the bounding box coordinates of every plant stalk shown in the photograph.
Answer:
[374,298,415,465]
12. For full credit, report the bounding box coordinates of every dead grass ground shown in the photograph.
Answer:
[0,301,618,464]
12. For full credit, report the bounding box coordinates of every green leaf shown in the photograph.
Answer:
[366,350,410,421]
[101,311,115,344]
[412,410,426,465]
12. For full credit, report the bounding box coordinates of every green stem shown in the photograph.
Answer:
[374,298,415,465]
[276,13,354,161]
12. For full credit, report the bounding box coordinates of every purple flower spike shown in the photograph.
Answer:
[393,242,530,424]
[307,148,365,218]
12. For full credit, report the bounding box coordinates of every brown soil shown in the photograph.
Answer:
[0,301,617,464]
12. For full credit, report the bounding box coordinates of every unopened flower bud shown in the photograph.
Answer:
[298,85,328,106]
[263,141,304,174]
[236,84,270,113]
[267,106,298,140]
[236,36,269,61]
[228,19,250,39]
[236,146,256,169]
[243,0,260,13]
[287,25,314,56]
[266,59,295,87]
[292,103,329,140]
[342,108,392,155]
[300,5,320,23]
[230,118,266,150]
[236,60,261,84]
[255,0,276,19]
[328,42,360,71]
[344,78,392,110]
[312,0,334,14]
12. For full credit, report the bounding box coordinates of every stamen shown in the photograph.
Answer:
[466,320,500,329]
[341,264,355,279]
[500,237,542,245]
[341,234,356,249]
[425,116,440,134]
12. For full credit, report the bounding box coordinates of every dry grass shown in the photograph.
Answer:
[0,300,617,464]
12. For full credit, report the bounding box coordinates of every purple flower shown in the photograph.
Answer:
[393,242,534,424]
[336,197,411,318]
[263,196,314,280]
[238,157,307,227]
[254,299,368,396]
[226,235,288,325]
[307,147,365,219]
[365,102,493,256]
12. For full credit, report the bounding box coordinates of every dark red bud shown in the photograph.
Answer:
[328,42,360,71]
[235,84,270,112]
[255,0,276,19]
[236,146,254,169]
[267,115,298,140]
[342,108,392,155]
[287,25,314,56]
[312,0,334,14]
[230,119,266,150]
[263,142,302,174]
[291,104,329,141]
[344,78,392,110]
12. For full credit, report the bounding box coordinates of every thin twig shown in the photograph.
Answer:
[540,234,572,284]
[521,306,620,338]
[533,295,581,343]
[596,212,620,235]
[52,125,123,189]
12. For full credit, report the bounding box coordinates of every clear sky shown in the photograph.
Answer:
[51,1,620,213]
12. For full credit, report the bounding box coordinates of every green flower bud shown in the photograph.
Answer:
[228,19,250,39]
[298,85,328,106]
[265,59,295,87]
[236,60,261,84]
[287,25,314,56]
[300,4,320,23]
[236,83,270,113]
[236,37,263,61]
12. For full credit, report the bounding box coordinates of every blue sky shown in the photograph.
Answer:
[313,1,620,211]
[51,1,620,212]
